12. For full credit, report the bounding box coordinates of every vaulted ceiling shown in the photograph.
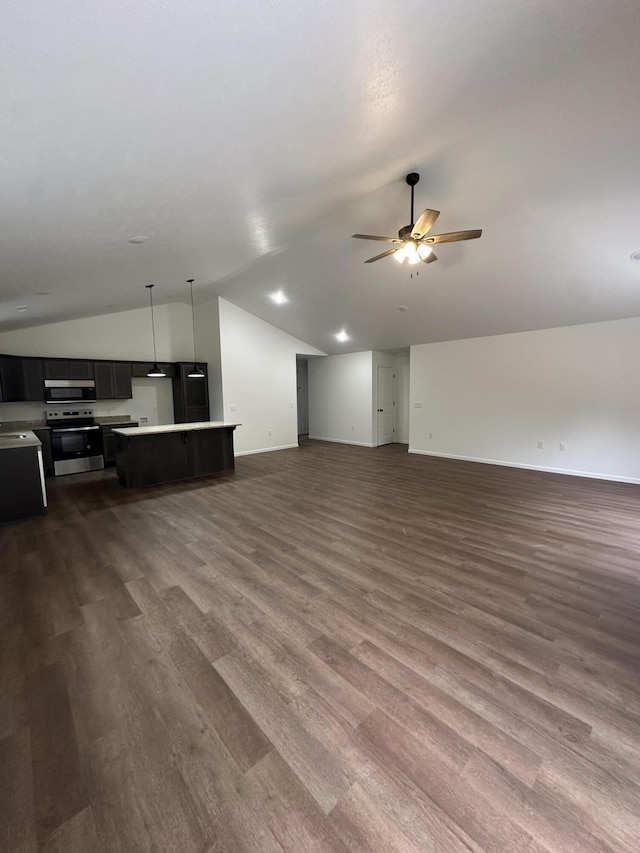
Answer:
[1,1,639,354]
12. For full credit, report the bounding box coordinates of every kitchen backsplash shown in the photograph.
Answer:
[0,377,174,427]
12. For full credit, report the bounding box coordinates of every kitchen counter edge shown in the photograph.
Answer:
[0,429,43,450]
[113,421,241,437]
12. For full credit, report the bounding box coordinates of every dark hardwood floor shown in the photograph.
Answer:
[2,440,640,851]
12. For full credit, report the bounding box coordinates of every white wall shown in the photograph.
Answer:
[218,299,324,455]
[395,350,410,443]
[193,295,223,420]
[410,317,640,483]
[308,351,374,446]
[0,303,193,362]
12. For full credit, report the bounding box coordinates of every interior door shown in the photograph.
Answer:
[377,366,395,446]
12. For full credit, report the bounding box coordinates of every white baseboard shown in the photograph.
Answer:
[235,443,299,457]
[408,448,640,485]
[308,436,376,448]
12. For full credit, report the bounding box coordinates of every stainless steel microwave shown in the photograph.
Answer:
[44,379,97,404]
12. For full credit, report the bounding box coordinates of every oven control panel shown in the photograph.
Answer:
[46,409,95,421]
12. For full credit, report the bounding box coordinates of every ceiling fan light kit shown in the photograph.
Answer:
[352,172,482,270]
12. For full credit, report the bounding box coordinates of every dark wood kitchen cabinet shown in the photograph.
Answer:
[115,424,236,488]
[185,426,232,477]
[0,356,44,401]
[0,355,22,402]
[20,358,45,401]
[172,362,209,423]
[116,431,189,486]
[0,445,46,523]
[94,361,132,400]
[44,359,94,380]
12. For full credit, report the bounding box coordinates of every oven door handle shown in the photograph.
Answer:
[51,425,100,432]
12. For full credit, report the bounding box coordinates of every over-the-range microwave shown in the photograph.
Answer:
[44,379,97,404]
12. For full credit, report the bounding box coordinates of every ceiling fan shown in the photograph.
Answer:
[352,172,482,265]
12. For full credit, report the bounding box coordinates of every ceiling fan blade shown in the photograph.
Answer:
[411,209,440,239]
[364,247,399,264]
[422,250,437,264]
[352,234,400,243]
[424,229,482,244]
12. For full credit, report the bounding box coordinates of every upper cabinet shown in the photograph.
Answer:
[172,362,210,423]
[0,355,21,402]
[94,361,132,400]
[44,359,94,380]
[0,353,208,413]
[0,356,45,401]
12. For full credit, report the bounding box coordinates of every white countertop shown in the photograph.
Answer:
[0,429,42,450]
[113,421,241,437]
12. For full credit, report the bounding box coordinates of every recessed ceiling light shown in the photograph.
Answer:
[128,236,150,244]
[270,290,288,305]
[17,306,28,312]
[335,329,349,342]
[398,305,409,312]
[37,289,53,296]
[631,251,640,260]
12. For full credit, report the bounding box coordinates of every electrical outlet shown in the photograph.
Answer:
[229,404,237,412]
[537,440,544,449]
[428,431,433,439]
[140,417,148,424]
[351,425,355,431]
[268,429,272,436]
[413,402,422,408]
[290,402,294,408]
[559,441,566,451]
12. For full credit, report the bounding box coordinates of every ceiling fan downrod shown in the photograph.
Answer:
[406,172,420,228]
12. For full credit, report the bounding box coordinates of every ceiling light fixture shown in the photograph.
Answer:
[17,306,28,312]
[270,290,288,305]
[145,285,166,378]
[335,329,349,342]
[186,279,205,379]
[129,236,150,244]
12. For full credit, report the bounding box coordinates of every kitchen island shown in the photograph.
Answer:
[114,421,240,488]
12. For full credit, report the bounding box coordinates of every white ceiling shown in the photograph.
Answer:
[1,0,640,354]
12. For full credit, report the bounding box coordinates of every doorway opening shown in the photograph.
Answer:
[377,365,396,445]
[374,349,410,446]
[296,356,309,441]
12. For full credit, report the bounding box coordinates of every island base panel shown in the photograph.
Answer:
[116,427,236,487]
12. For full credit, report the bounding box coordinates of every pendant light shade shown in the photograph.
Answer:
[186,279,205,378]
[145,285,166,378]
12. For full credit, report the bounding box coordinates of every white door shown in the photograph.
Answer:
[377,366,395,445]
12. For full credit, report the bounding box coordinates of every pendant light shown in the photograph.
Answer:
[145,285,166,377]
[186,279,205,378]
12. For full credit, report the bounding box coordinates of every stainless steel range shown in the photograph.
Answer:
[46,408,104,476]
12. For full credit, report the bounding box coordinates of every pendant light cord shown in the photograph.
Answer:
[187,279,197,365]
[146,284,159,362]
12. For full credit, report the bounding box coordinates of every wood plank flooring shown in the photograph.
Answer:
[2,440,640,851]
